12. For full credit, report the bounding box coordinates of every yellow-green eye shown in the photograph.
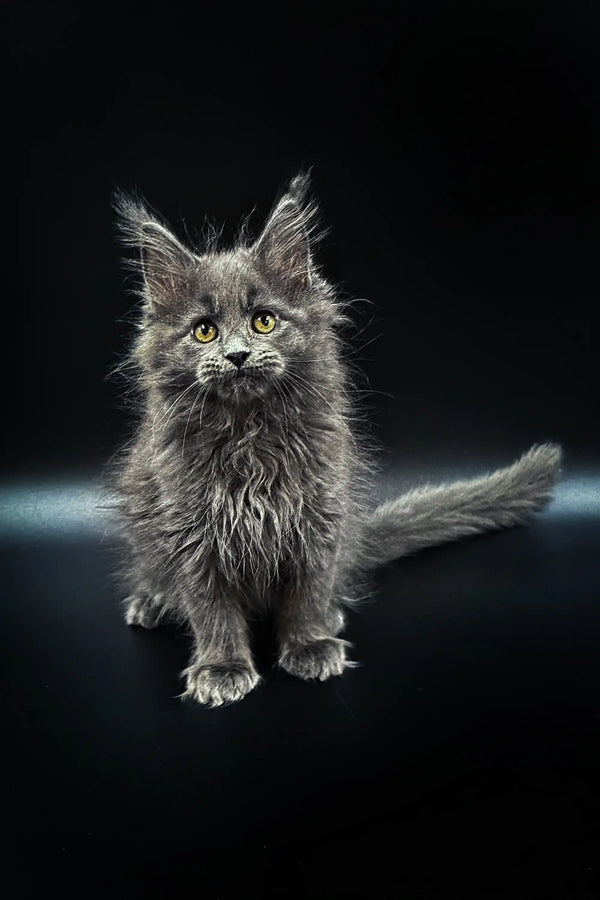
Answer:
[193,320,218,343]
[252,311,276,334]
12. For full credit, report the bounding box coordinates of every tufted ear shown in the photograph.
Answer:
[114,192,197,311]
[253,173,316,295]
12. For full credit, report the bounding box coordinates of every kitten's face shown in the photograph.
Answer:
[145,250,316,401]
[120,174,336,404]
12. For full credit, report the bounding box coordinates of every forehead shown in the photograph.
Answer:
[192,250,258,313]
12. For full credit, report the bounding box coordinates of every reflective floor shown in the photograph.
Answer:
[2,467,599,896]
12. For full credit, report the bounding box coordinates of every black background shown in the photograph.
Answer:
[4,1,600,897]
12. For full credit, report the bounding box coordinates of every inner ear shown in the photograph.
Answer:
[114,193,199,312]
[140,222,197,311]
[253,196,312,294]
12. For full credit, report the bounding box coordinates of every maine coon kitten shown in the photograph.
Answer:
[114,174,561,707]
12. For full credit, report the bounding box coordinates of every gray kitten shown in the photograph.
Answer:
[114,174,561,707]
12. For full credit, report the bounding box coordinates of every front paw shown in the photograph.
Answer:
[182,660,261,707]
[279,638,353,682]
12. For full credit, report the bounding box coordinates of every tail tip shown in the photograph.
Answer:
[517,442,563,513]
[522,441,563,479]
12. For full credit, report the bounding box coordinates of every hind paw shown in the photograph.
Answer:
[124,593,166,629]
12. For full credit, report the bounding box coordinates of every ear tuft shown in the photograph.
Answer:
[287,170,311,204]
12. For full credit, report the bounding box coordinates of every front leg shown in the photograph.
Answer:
[181,583,260,708]
[277,558,353,683]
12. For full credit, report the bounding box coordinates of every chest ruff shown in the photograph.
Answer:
[177,421,331,591]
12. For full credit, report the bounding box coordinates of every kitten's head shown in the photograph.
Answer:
[116,174,341,403]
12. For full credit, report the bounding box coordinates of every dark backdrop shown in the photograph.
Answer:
[3,2,600,898]
[6,0,599,473]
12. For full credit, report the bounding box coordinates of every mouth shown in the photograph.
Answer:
[229,366,269,381]
[210,367,271,398]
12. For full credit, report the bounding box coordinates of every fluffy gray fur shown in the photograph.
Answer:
[113,174,562,707]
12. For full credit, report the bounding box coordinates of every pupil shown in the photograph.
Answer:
[261,316,269,326]
[201,323,209,334]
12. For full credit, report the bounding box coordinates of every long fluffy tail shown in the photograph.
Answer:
[362,443,562,568]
